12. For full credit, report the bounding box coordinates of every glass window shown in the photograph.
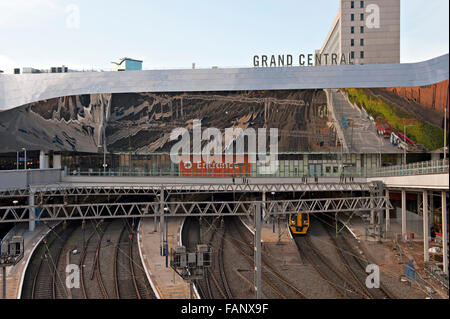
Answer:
[360,13,364,21]
[333,166,339,173]
[326,166,331,173]
[351,51,355,59]
[351,14,355,21]
[351,26,355,34]
[360,38,364,46]
[360,1,364,8]
[351,1,355,8]
[360,51,364,59]
[360,26,364,33]
[351,39,355,46]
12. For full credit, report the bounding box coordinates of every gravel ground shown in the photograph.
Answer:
[183,215,436,299]
[307,216,360,287]
[359,240,429,299]
[235,218,341,299]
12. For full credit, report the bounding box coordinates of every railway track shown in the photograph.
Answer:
[130,221,156,299]
[204,218,233,299]
[183,217,236,299]
[229,218,308,299]
[114,223,141,299]
[294,234,366,299]
[80,220,108,299]
[24,218,155,299]
[316,215,395,299]
[31,223,76,299]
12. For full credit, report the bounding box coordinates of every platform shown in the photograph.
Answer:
[1,222,55,299]
[138,217,191,299]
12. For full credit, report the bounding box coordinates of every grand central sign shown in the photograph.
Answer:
[253,53,354,67]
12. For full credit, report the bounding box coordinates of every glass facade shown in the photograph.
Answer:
[60,151,397,178]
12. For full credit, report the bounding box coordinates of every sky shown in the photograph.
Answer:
[0,0,448,73]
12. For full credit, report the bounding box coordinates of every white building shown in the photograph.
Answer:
[319,0,400,65]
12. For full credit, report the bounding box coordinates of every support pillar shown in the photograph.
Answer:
[370,192,375,225]
[2,266,6,299]
[442,192,448,274]
[28,192,35,232]
[423,190,429,262]
[262,192,266,221]
[39,150,49,169]
[53,153,62,169]
[402,190,407,242]
[160,188,165,257]
[254,202,262,299]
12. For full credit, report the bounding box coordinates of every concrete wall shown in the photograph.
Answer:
[368,173,449,190]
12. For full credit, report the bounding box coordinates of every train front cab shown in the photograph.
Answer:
[289,212,310,235]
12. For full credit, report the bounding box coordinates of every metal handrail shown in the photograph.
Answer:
[364,159,449,177]
[65,159,449,178]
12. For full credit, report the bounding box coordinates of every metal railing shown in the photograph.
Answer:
[65,159,448,179]
[363,159,449,178]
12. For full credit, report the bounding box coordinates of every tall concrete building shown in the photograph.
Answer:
[319,0,400,65]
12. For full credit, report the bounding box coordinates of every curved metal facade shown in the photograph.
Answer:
[0,54,448,111]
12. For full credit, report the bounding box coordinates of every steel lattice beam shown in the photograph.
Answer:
[0,196,391,223]
[0,182,379,198]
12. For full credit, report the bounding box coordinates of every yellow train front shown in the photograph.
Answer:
[289,212,310,235]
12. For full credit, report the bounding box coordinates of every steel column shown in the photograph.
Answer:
[402,190,407,241]
[262,192,266,220]
[160,188,164,256]
[370,192,375,225]
[28,192,35,232]
[254,202,262,299]
[423,190,429,262]
[385,189,390,236]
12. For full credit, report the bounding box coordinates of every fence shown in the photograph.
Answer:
[66,159,448,179]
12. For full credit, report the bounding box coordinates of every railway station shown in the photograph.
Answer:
[0,0,449,307]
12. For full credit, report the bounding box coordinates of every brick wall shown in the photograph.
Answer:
[386,80,449,117]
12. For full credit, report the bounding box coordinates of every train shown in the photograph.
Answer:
[289,212,310,235]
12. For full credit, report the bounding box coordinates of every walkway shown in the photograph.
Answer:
[138,217,191,299]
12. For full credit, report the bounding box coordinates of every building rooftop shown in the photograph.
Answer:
[111,57,143,66]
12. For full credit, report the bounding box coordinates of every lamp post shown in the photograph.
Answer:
[271,192,275,232]
[378,135,382,168]
[345,117,355,153]
[444,104,447,160]
[403,125,416,166]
